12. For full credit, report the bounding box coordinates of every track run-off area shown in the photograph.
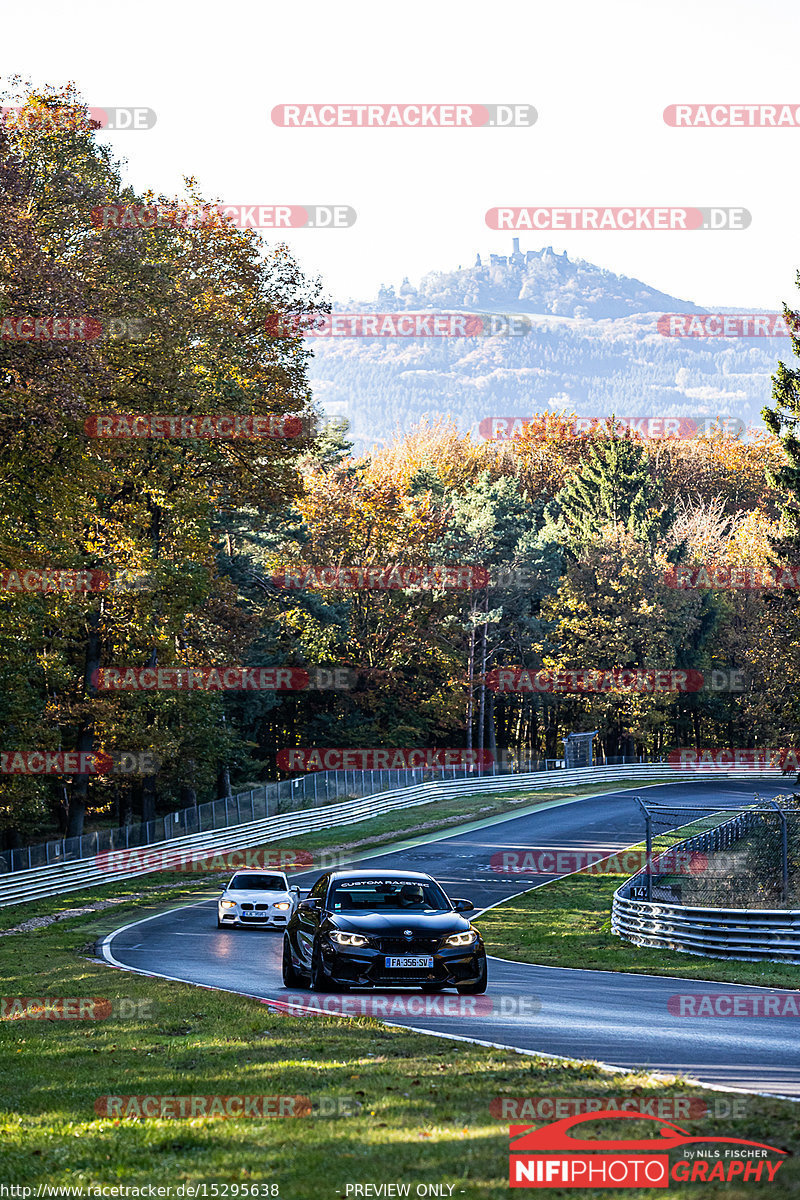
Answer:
[100,780,800,1099]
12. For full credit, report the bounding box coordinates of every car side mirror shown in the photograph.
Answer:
[452,898,474,913]
[298,898,320,911]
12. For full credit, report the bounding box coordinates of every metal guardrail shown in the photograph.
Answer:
[612,896,800,962]
[1,763,489,874]
[612,805,800,963]
[0,761,692,908]
[1,762,788,910]
[4,755,647,874]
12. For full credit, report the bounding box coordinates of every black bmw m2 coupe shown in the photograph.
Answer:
[282,869,487,993]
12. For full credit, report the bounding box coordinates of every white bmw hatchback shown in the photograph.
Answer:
[217,870,298,929]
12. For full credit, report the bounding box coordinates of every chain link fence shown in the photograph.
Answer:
[630,794,800,909]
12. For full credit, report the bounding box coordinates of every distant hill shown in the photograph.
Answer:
[360,242,706,320]
[307,242,788,451]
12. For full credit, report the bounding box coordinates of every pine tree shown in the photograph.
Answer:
[763,305,800,543]
[548,432,671,548]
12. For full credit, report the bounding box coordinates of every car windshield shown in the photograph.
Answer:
[329,878,451,913]
[228,874,286,891]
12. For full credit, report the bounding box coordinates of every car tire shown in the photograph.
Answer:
[216,915,228,929]
[310,942,334,992]
[282,936,306,988]
[456,956,488,995]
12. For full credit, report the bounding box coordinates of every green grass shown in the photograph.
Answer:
[480,872,800,990]
[0,891,798,1197]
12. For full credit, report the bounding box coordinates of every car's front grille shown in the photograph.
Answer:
[377,938,440,954]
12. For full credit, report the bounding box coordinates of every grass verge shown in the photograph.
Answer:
[479,872,800,990]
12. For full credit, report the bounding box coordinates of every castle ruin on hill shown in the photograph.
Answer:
[477,238,569,270]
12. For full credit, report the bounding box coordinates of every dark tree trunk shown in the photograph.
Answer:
[487,690,498,768]
[52,787,69,835]
[477,618,488,767]
[465,623,475,752]
[119,784,134,827]
[140,774,157,825]
[66,607,102,838]
[217,765,232,800]
[180,784,197,807]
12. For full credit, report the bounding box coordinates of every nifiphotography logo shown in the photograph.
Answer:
[508,1111,787,1187]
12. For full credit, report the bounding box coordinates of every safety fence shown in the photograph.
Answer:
[613,796,800,962]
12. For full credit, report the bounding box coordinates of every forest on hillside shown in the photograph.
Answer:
[4,87,800,850]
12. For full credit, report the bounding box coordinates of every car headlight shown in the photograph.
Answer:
[443,930,477,947]
[329,931,370,947]
[273,902,291,911]
[219,900,237,910]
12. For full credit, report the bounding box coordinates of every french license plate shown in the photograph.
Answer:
[244,911,267,919]
[385,956,434,968]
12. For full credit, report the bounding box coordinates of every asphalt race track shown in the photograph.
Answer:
[101,780,800,1098]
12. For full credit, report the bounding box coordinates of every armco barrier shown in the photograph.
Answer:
[612,804,800,963]
[612,894,800,962]
[0,763,785,908]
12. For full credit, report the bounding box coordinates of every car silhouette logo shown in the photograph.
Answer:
[403,930,413,938]
[510,1111,788,1155]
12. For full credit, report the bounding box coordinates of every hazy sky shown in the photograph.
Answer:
[3,0,799,309]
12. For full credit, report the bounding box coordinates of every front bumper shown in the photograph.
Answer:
[318,937,486,988]
[219,908,292,928]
